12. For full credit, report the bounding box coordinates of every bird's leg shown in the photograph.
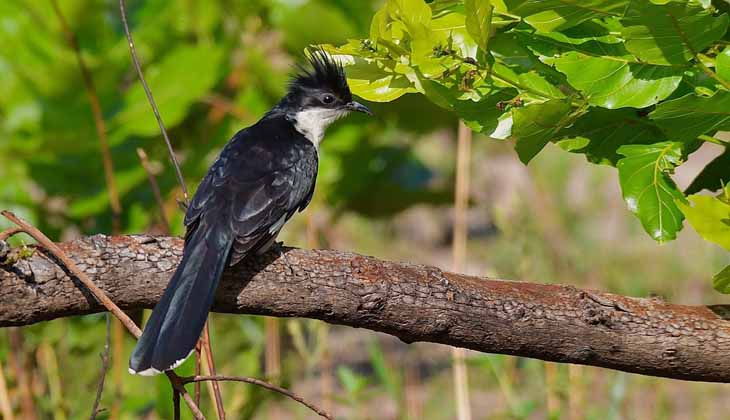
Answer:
[272,240,292,268]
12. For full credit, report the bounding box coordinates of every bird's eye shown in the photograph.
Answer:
[322,94,335,104]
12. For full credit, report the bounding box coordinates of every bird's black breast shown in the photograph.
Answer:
[184,113,318,265]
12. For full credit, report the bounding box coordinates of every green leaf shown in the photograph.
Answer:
[332,54,416,102]
[616,142,686,242]
[516,70,566,99]
[430,10,478,62]
[389,0,432,36]
[465,0,494,54]
[650,91,730,142]
[512,99,572,164]
[621,2,729,65]
[388,0,435,60]
[504,0,629,32]
[418,78,510,133]
[717,46,730,83]
[559,108,667,165]
[713,264,730,294]
[545,52,682,109]
[556,136,590,152]
[114,45,224,137]
[538,20,621,45]
[370,5,392,41]
[686,147,730,194]
[677,194,730,250]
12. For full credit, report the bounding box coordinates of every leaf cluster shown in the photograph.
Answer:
[325,0,730,290]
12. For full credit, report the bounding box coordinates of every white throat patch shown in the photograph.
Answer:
[291,108,348,147]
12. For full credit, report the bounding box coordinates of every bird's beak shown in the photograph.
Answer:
[346,101,373,116]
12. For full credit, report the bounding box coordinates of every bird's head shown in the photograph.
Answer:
[280,48,372,145]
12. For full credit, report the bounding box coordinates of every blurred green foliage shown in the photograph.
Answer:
[0,0,454,241]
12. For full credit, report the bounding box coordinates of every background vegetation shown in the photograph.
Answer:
[1,0,729,418]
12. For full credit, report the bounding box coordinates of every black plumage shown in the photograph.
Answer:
[129,49,371,375]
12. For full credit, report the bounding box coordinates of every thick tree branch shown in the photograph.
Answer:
[2,235,730,383]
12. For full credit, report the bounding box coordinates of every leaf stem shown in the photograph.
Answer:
[695,59,730,91]
[489,69,585,108]
[698,134,730,147]
[118,0,190,205]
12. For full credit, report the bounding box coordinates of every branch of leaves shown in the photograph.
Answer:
[326,0,730,253]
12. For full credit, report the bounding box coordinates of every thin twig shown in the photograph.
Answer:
[1,212,141,336]
[118,0,189,205]
[194,340,202,407]
[90,314,112,420]
[0,211,205,419]
[167,372,205,419]
[136,148,171,232]
[198,334,220,417]
[173,389,181,420]
[182,376,333,420]
[202,323,226,419]
[0,227,23,241]
[50,0,122,233]
[698,134,730,147]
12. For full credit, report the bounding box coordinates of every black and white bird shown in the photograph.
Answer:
[129,49,372,375]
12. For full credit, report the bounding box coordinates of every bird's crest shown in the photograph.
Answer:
[289,47,350,99]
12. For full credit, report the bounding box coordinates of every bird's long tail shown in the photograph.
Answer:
[129,223,232,375]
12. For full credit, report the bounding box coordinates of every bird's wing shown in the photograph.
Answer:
[184,129,317,265]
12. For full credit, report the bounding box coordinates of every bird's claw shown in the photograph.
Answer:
[273,241,291,266]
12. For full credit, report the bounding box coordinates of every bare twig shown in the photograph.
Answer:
[0,211,205,419]
[1,212,141,336]
[194,340,202,407]
[111,319,124,420]
[265,317,281,380]
[167,372,205,419]
[118,0,189,205]
[50,0,122,233]
[90,314,111,420]
[202,323,226,420]
[173,389,181,420]
[182,376,333,420]
[198,336,220,417]
[136,148,171,232]
[0,227,23,242]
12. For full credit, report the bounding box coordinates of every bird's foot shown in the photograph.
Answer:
[273,241,291,267]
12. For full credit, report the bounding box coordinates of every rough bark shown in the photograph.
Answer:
[1,235,730,383]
